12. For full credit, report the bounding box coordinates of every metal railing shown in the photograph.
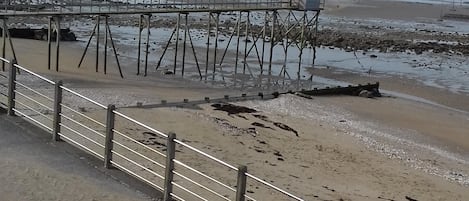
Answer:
[0,0,299,16]
[0,57,305,201]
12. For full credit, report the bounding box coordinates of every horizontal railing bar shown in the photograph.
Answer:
[0,57,10,63]
[112,150,165,180]
[174,139,237,171]
[0,74,6,79]
[0,6,294,17]
[246,173,304,201]
[58,132,105,159]
[110,160,165,191]
[172,181,209,201]
[173,171,231,201]
[14,99,53,122]
[0,91,7,97]
[13,108,53,132]
[60,123,105,149]
[15,81,54,102]
[112,139,165,169]
[113,111,168,138]
[0,82,7,87]
[60,103,106,128]
[113,129,166,158]
[61,86,107,109]
[170,193,186,201]
[15,90,53,111]
[0,102,7,108]
[60,113,106,138]
[14,64,55,85]
[173,159,236,193]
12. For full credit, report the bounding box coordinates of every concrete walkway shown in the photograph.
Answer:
[0,109,157,201]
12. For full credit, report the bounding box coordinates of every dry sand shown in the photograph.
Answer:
[1,1,469,200]
[325,0,447,20]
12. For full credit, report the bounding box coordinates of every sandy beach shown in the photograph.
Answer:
[1,0,469,200]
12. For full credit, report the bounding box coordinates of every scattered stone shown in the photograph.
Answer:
[211,103,257,115]
[258,92,264,98]
[273,151,283,157]
[236,115,248,120]
[163,70,174,75]
[252,114,272,122]
[405,196,418,201]
[78,107,87,112]
[272,91,280,98]
[273,122,298,137]
[358,90,374,98]
[315,144,324,151]
[370,54,378,58]
[254,148,266,153]
[251,122,274,129]
[378,196,396,201]
[295,92,313,99]
[136,102,143,107]
[322,185,336,192]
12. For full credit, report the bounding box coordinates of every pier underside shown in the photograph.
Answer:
[0,0,323,89]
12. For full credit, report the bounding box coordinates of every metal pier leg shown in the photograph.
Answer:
[212,12,220,81]
[187,29,202,80]
[182,13,188,77]
[298,11,307,88]
[47,17,52,70]
[104,15,109,74]
[173,13,180,75]
[311,11,320,82]
[55,16,60,71]
[144,14,151,76]
[137,14,143,75]
[55,16,61,72]
[260,11,268,86]
[268,11,277,86]
[96,15,100,73]
[3,18,17,64]
[218,17,239,82]
[282,12,292,85]
[204,12,211,81]
[78,23,98,68]
[243,11,250,76]
[106,22,124,78]
[155,27,176,72]
[234,11,241,84]
[2,18,6,71]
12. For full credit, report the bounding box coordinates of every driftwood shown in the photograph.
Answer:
[298,82,381,97]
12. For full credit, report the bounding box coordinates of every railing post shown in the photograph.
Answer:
[104,104,116,169]
[7,59,17,116]
[52,80,63,141]
[163,132,176,201]
[236,165,248,201]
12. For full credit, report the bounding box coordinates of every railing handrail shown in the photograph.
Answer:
[0,57,305,201]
